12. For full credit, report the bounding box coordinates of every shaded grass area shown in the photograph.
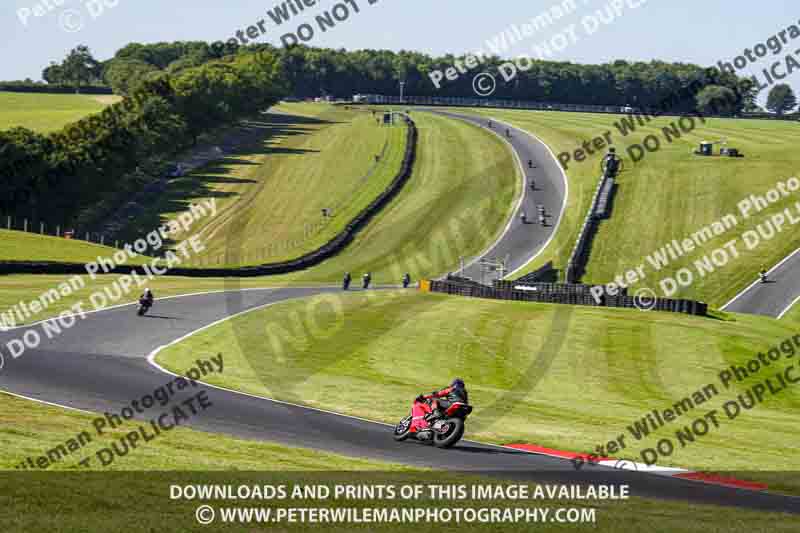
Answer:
[0,92,119,132]
[157,291,800,481]
[466,108,800,306]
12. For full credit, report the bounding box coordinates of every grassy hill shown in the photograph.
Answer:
[128,104,409,267]
[0,92,120,132]
[276,108,520,283]
[468,109,800,307]
[157,290,800,479]
[0,106,518,284]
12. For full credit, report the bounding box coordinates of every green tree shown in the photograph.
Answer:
[42,62,65,84]
[61,45,103,91]
[766,84,798,115]
[104,59,158,95]
[695,85,737,115]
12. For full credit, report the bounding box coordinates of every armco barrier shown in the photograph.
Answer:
[565,172,607,283]
[430,280,707,317]
[0,116,418,278]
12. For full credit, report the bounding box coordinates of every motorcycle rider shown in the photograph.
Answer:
[412,378,468,430]
[363,272,372,289]
[402,273,411,288]
[343,272,352,290]
[760,268,768,283]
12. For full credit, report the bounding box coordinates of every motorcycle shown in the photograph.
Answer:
[137,298,152,316]
[393,398,472,448]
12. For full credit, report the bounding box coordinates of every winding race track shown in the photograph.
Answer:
[1,112,798,513]
[426,111,567,282]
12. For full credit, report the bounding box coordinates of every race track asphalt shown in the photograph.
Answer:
[424,110,567,283]
[0,112,798,513]
[723,248,800,318]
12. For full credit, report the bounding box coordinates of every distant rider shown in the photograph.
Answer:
[140,288,154,308]
[412,378,469,430]
[363,272,372,289]
[760,268,768,283]
[343,272,352,290]
[402,273,411,289]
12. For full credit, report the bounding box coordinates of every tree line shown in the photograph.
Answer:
[0,49,285,223]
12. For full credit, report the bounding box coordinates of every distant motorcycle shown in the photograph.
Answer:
[393,398,472,448]
[137,297,152,316]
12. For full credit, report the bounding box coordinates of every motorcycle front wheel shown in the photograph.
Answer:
[393,415,413,441]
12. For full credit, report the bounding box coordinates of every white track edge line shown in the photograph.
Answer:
[721,247,800,311]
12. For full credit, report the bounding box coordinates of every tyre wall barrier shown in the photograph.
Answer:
[0,116,419,278]
[430,280,707,317]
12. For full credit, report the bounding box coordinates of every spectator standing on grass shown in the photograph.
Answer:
[343,272,352,290]
[402,273,411,289]
[363,272,372,289]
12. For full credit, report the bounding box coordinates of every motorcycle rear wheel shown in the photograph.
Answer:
[433,418,464,448]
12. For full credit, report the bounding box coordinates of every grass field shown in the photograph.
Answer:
[0,92,120,132]
[156,290,800,481]
[0,229,130,263]
[467,108,800,307]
